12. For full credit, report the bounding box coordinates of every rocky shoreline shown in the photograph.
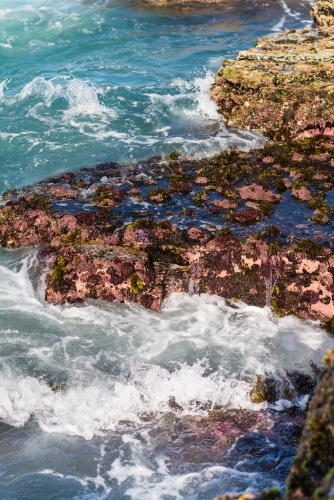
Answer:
[1,0,334,497]
[211,6,334,141]
[1,138,334,325]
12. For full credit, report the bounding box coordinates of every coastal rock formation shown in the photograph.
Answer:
[1,138,334,325]
[211,3,334,140]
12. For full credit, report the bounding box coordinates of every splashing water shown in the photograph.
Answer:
[0,248,333,499]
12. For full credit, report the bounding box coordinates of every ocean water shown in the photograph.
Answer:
[0,0,332,499]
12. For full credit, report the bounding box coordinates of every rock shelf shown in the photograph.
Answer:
[1,139,334,326]
[211,1,334,141]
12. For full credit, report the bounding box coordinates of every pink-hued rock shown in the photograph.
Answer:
[245,201,258,209]
[211,199,237,209]
[261,156,274,164]
[170,181,192,194]
[292,153,305,162]
[238,184,282,202]
[231,208,262,225]
[311,152,330,161]
[292,186,313,201]
[194,176,208,185]
[188,227,204,240]
[47,185,77,199]
[290,172,303,180]
[312,209,329,224]
[1,191,334,325]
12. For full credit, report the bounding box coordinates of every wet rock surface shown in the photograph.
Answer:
[286,349,334,500]
[1,139,334,324]
[148,407,306,493]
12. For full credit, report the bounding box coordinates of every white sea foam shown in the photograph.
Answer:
[0,70,263,162]
[271,16,286,32]
[0,79,9,99]
[144,71,265,155]
[0,251,333,440]
[108,459,276,500]
[16,76,117,120]
[150,70,220,122]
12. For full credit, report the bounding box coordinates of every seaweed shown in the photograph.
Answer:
[128,274,144,294]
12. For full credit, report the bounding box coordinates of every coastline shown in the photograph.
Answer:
[0,0,334,498]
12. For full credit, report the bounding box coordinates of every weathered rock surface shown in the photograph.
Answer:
[1,138,334,325]
[312,0,334,27]
[211,2,334,140]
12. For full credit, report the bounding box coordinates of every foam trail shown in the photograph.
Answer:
[0,251,333,440]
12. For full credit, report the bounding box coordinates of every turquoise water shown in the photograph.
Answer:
[0,0,312,193]
[1,1,331,499]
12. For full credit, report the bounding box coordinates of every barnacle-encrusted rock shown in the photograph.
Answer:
[211,3,334,140]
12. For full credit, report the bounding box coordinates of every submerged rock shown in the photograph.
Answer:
[214,350,334,500]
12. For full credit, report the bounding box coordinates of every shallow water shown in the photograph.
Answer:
[1,0,332,498]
